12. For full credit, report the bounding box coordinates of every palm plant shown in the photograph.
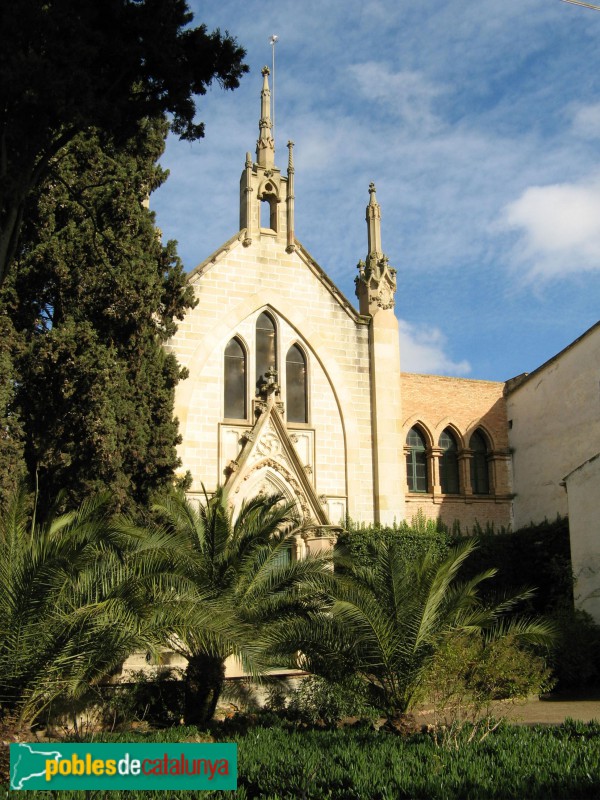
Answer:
[150,488,332,725]
[268,537,555,717]
[0,487,184,724]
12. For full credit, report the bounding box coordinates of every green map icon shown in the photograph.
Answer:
[11,743,63,790]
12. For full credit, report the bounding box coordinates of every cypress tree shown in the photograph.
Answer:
[0,0,247,284]
[6,118,196,515]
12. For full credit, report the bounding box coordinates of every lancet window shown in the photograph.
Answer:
[286,344,308,423]
[439,429,460,494]
[406,427,428,493]
[469,429,490,494]
[224,337,247,420]
[256,312,277,392]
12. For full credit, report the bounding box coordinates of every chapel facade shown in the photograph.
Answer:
[166,67,514,541]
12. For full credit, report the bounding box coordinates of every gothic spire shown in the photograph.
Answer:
[256,66,275,168]
[366,182,383,257]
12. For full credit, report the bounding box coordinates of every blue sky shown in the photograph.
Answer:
[152,0,600,381]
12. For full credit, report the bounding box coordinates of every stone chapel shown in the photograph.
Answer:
[166,66,518,547]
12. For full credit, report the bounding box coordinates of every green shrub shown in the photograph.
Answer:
[263,681,289,714]
[286,675,378,727]
[338,510,451,570]
[423,632,554,746]
[456,516,572,615]
[548,603,600,689]
[101,669,184,728]
[453,517,600,690]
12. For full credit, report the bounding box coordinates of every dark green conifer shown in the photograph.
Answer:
[7,119,195,515]
[0,0,247,284]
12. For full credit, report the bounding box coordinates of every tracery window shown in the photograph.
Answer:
[256,312,277,392]
[286,344,307,423]
[469,430,490,495]
[406,427,428,493]
[439,429,460,494]
[224,337,246,419]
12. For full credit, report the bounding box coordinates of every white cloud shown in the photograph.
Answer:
[571,103,600,140]
[502,179,600,279]
[346,62,444,134]
[156,0,600,380]
[399,320,471,376]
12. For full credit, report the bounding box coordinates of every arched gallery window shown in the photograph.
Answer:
[286,344,307,423]
[256,311,277,391]
[406,427,428,493]
[224,337,246,419]
[470,429,490,495]
[439,429,460,494]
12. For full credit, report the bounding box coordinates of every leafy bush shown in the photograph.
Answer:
[454,517,600,690]
[342,516,572,619]
[338,510,452,571]
[285,675,377,728]
[101,669,184,728]
[423,633,555,746]
[456,516,572,615]
[548,603,600,689]
[289,536,555,718]
[263,681,289,714]
[344,515,596,692]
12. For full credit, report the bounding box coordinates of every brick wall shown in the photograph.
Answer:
[401,372,512,530]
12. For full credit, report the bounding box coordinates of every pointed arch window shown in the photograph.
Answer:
[406,427,428,493]
[256,311,277,391]
[260,182,278,231]
[224,337,247,419]
[260,197,277,231]
[286,344,308,423]
[439,429,460,494]
[470,430,490,495]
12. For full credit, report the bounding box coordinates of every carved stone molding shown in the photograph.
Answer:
[252,398,284,418]
[237,457,312,520]
[225,460,239,476]
[355,254,398,315]
[256,430,282,459]
[256,366,280,399]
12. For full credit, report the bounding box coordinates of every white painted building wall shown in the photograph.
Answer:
[506,322,600,528]
[564,454,600,624]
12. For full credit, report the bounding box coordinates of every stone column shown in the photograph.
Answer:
[286,141,295,252]
[459,450,474,497]
[430,447,443,496]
